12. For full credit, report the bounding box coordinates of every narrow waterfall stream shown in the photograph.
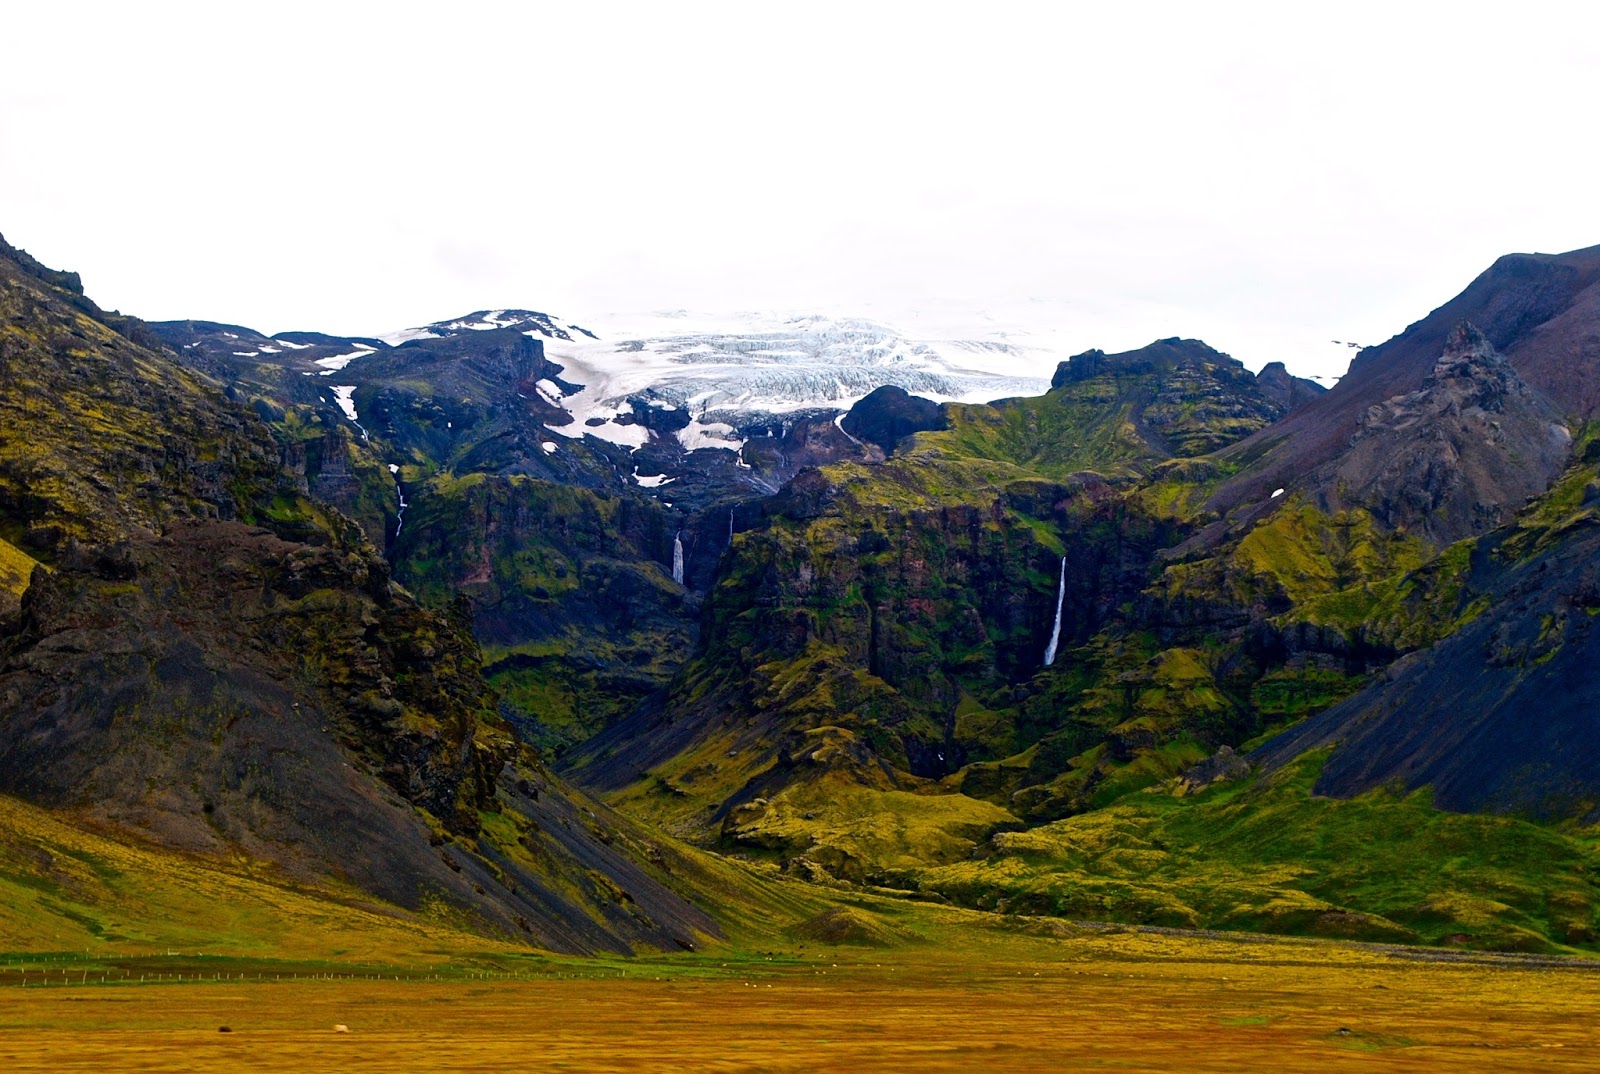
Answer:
[389,463,408,536]
[1043,556,1067,667]
[672,530,685,585]
[330,385,369,441]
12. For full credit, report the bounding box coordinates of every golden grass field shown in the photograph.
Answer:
[1,926,1596,1073]
[2,792,1597,1070]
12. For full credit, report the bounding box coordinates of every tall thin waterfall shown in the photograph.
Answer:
[672,530,685,585]
[389,464,408,536]
[1043,556,1067,667]
[727,509,735,548]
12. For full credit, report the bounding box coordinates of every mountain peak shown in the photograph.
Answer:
[1434,320,1504,379]
[1422,321,1522,411]
[1443,319,1492,357]
[382,309,596,345]
[1255,360,1327,412]
[1050,337,1232,390]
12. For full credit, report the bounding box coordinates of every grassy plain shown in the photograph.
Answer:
[0,924,1596,1072]
[3,791,1598,1071]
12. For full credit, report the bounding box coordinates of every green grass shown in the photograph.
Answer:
[919,751,1600,952]
[720,761,1020,882]
[0,794,511,961]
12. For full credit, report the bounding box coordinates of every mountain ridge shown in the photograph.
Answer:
[8,228,1600,956]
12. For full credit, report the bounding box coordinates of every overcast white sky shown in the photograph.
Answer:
[3,1,1597,381]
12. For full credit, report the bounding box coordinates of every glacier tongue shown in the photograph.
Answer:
[374,306,1058,456]
[539,310,1052,449]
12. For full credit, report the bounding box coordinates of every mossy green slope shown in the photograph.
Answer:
[573,324,1599,959]
[918,751,1600,953]
[0,244,284,549]
[395,469,691,756]
[922,337,1287,477]
[569,340,1301,876]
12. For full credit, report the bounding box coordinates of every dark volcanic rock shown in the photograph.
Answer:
[1211,243,1600,519]
[1051,338,1245,390]
[1253,498,1600,821]
[1180,745,1252,790]
[841,385,946,455]
[0,522,501,874]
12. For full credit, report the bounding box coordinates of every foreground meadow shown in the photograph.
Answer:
[1,924,1595,1073]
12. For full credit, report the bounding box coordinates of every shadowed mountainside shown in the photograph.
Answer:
[1253,435,1600,819]
[0,234,726,954]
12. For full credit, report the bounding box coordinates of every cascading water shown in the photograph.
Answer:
[389,463,408,536]
[727,509,735,549]
[1042,556,1067,667]
[330,385,369,441]
[672,530,685,585]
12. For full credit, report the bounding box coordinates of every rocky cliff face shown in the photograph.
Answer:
[0,522,507,872]
[394,472,693,754]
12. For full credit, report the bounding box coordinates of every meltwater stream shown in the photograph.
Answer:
[672,531,685,585]
[388,464,408,536]
[330,386,368,441]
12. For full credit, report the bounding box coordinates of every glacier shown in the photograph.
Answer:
[377,307,1056,455]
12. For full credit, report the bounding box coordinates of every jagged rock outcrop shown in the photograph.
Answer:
[1301,323,1571,544]
[1211,243,1600,516]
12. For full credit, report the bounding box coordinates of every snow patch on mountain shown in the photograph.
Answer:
[330,385,360,423]
[632,468,675,488]
[379,309,582,346]
[314,346,376,373]
[676,417,743,453]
